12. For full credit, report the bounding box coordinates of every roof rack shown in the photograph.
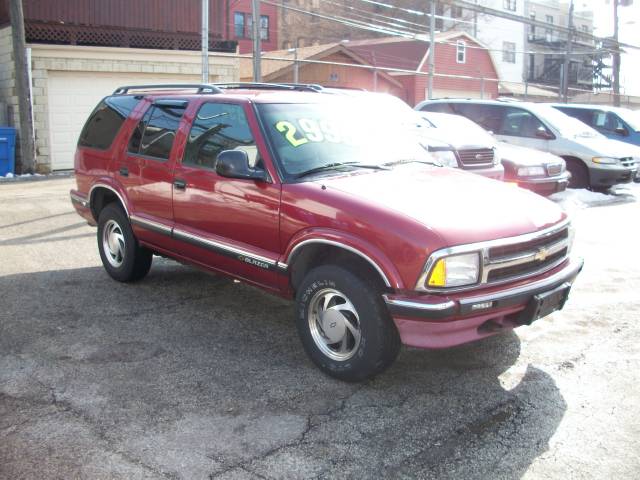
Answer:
[113,84,223,95]
[213,82,321,92]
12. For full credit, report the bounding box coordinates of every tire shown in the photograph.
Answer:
[295,265,401,382]
[97,203,152,282]
[565,158,590,189]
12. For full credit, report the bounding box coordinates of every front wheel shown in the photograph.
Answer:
[97,203,152,282]
[295,265,400,382]
[565,158,589,189]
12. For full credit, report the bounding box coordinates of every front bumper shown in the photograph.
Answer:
[513,172,570,196]
[590,164,637,187]
[384,257,583,349]
[465,163,504,181]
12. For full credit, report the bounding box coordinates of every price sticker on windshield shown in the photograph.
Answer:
[275,118,355,147]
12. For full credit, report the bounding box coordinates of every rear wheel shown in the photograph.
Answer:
[97,203,152,282]
[565,158,590,189]
[295,265,400,382]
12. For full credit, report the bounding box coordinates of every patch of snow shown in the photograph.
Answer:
[4,172,13,178]
[550,182,639,213]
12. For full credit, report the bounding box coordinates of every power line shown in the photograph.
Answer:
[441,0,640,51]
[264,0,615,58]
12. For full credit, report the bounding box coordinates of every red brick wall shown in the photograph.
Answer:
[230,0,278,53]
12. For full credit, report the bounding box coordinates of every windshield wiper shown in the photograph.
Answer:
[383,158,442,167]
[294,162,389,179]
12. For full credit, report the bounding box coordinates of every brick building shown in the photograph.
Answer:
[0,0,239,172]
[242,32,499,106]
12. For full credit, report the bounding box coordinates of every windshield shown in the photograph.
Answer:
[257,101,435,178]
[532,104,603,139]
[615,108,640,131]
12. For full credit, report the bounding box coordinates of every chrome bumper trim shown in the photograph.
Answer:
[383,295,455,311]
[69,191,89,207]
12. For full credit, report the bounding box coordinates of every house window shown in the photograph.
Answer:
[260,15,270,40]
[529,13,536,38]
[581,25,589,34]
[503,0,516,11]
[451,6,463,18]
[502,41,516,63]
[234,12,269,40]
[456,40,466,63]
[234,12,245,38]
[545,14,554,41]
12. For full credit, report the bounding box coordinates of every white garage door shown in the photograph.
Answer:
[47,71,200,170]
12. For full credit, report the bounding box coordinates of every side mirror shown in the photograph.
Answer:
[614,127,629,136]
[535,127,554,140]
[215,150,266,181]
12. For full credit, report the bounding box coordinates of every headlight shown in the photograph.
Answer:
[517,166,546,177]
[425,252,480,288]
[430,150,458,168]
[592,156,618,165]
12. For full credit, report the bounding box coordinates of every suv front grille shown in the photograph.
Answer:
[419,222,573,292]
[483,225,571,284]
[620,157,636,168]
[546,163,563,176]
[457,148,494,168]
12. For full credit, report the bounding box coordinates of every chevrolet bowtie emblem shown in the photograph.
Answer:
[534,247,549,262]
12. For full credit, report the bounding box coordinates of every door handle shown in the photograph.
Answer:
[119,166,129,177]
[174,179,187,190]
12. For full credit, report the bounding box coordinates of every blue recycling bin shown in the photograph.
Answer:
[0,127,16,177]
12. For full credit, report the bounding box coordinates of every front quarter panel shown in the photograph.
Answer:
[279,181,447,292]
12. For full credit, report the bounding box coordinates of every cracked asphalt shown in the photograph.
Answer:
[1,178,639,479]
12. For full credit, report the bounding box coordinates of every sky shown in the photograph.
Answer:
[582,0,640,96]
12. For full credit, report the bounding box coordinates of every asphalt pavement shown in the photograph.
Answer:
[1,178,639,479]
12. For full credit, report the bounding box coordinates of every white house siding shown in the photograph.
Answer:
[474,0,526,85]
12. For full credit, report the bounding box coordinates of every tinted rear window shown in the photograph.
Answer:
[78,96,140,150]
[128,103,186,160]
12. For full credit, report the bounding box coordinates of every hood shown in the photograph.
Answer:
[571,135,640,158]
[315,164,565,245]
[497,142,564,167]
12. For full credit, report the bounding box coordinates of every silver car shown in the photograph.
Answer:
[420,111,570,196]
[415,99,639,190]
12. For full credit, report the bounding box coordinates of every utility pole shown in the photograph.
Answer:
[201,0,209,83]
[612,0,621,106]
[252,0,261,82]
[9,0,35,174]
[428,0,436,100]
[293,47,299,83]
[473,0,478,38]
[561,0,574,103]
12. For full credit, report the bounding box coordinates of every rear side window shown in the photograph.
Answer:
[128,102,187,160]
[453,103,505,133]
[593,111,625,133]
[498,107,547,137]
[78,96,140,150]
[183,102,258,170]
[420,102,456,114]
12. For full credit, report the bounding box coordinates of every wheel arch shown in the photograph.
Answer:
[561,155,590,186]
[89,183,129,222]
[284,237,402,293]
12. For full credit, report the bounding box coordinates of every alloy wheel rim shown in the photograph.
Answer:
[102,219,125,268]
[308,288,362,361]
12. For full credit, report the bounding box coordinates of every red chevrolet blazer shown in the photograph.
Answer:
[70,83,583,381]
